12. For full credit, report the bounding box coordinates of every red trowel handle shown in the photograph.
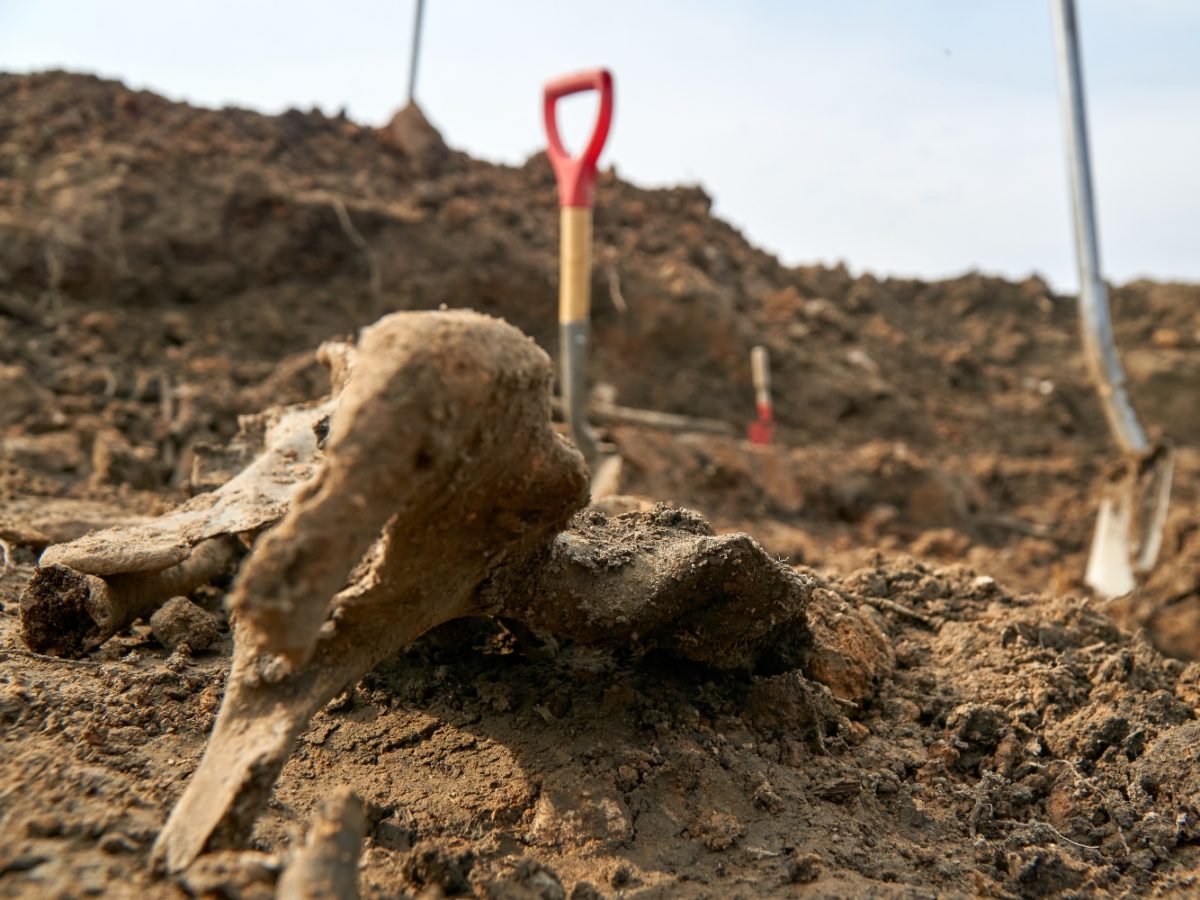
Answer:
[748,345,775,445]
[543,68,614,208]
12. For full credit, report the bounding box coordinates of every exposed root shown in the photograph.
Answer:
[326,193,381,299]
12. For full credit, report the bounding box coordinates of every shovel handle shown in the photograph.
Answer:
[751,345,772,413]
[543,68,614,209]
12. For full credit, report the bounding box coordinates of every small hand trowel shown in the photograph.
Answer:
[747,345,776,445]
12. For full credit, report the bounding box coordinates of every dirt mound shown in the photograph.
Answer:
[6,556,1200,897]
[1,71,1199,896]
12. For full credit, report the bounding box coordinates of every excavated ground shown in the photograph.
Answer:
[1,71,1199,897]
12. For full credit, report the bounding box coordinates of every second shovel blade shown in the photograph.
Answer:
[1085,490,1136,599]
[1133,445,1174,574]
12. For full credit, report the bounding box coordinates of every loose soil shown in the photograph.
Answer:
[1,71,1199,898]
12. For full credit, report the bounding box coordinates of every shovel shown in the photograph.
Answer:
[543,67,622,495]
[1051,0,1174,598]
[747,345,776,445]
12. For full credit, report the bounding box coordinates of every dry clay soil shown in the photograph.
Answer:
[2,72,1200,898]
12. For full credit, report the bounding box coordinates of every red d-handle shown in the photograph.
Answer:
[543,68,614,209]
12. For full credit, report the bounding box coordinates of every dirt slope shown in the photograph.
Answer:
[1,71,1199,898]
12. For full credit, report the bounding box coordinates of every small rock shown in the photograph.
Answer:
[786,850,821,884]
[404,841,474,895]
[804,587,895,705]
[694,811,743,851]
[149,596,221,652]
[487,859,566,900]
[99,831,139,854]
[947,703,1010,752]
[179,850,280,900]
[0,683,30,724]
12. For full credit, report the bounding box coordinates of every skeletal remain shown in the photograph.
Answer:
[18,310,811,874]
[275,788,366,900]
[152,310,592,872]
[21,535,239,657]
[18,399,331,655]
[40,399,333,575]
[483,506,813,670]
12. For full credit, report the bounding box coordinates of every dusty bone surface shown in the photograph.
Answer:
[16,309,817,875]
[275,787,366,900]
[151,309,593,872]
[20,535,240,657]
[39,399,333,576]
[18,397,334,656]
[483,505,813,671]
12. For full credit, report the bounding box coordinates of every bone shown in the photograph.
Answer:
[19,383,335,656]
[275,788,366,900]
[153,310,590,872]
[39,399,333,577]
[91,310,817,875]
[19,535,240,657]
[484,506,813,670]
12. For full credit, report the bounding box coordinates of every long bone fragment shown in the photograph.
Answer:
[21,535,240,657]
[484,506,813,670]
[153,310,592,872]
[275,787,366,900]
[20,398,333,655]
[86,309,813,874]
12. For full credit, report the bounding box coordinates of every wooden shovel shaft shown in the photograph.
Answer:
[751,345,771,412]
[559,207,592,324]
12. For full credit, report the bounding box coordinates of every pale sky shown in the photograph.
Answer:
[2,1,1198,291]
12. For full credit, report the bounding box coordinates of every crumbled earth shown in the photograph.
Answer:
[1,71,1199,897]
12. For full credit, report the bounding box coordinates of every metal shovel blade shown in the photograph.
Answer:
[1085,486,1136,599]
[1132,444,1174,574]
[1084,446,1174,598]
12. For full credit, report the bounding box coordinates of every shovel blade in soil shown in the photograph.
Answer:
[1085,448,1174,598]
[1133,447,1174,574]
[1086,492,1136,598]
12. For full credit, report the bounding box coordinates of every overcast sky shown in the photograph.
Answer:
[2,1,1197,290]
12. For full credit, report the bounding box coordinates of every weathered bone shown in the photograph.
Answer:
[40,400,332,576]
[4,310,812,874]
[275,787,366,900]
[18,399,333,654]
[153,310,591,872]
[20,535,240,657]
[484,506,813,670]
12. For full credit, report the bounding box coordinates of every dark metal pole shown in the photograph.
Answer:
[407,0,426,105]
[1049,0,1146,455]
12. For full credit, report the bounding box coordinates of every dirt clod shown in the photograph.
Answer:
[148,596,220,652]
